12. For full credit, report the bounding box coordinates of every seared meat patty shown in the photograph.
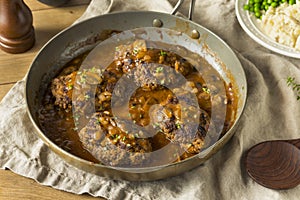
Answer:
[78,112,152,167]
[51,71,77,111]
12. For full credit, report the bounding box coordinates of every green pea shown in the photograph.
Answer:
[254,7,261,12]
[243,5,250,10]
[254,3,260,8]
[264,5,269,10]
[244,0,296,20]
[271,2,278,7]
[255,11,262,18]
[289,0,295,5]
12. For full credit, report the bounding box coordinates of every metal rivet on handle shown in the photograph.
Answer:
[153,19,163,27]
[191,29,200,39]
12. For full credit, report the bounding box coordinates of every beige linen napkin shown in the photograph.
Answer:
[1,0,300,199]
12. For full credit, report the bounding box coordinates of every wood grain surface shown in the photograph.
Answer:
[245,140,300,190]
[0,0,105,199]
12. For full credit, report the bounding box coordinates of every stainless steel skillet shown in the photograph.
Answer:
[25,0,247,181]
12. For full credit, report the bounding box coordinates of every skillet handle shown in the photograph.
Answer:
[170,0,195,21]
[188,0,196,20]
[170,0,184,16]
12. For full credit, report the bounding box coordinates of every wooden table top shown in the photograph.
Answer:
[0,1,105,199]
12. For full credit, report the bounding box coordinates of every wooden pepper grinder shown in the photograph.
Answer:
[0,0,35,54]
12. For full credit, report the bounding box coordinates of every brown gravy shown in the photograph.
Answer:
[38,41,238,166]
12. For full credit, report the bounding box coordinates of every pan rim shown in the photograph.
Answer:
[25,10,247,177]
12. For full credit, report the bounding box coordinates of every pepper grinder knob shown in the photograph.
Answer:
[0,0,35,54]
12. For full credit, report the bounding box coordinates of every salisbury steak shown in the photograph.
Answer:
[78,113,152,167]
[38,39,238,166]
